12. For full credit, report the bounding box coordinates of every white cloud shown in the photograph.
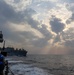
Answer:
[4,0,31,11]
[7,22,44,39]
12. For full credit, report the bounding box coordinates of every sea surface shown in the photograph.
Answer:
[5,55,74,75]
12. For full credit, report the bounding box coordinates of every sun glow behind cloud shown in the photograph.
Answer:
[0,0,74,54]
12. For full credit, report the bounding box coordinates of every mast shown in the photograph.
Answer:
[3,40,5,50]
[0,31,3,43]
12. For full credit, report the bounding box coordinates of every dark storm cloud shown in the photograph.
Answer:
[20,8,52,48]
[30,24,53,47]
[26,16,53,47]
[0,0,38,37]
[0,0,39,43]
[0,0,24,25]
[24,23,53,48]
[3,26,39,44]
[53,34,61,44]
[39,24,52,39]
[50,16,65,34]
[0,0,37,26]
[0,0,53,48]
[24,11,53,47]
[20,25,52,48]
[22,8,39,28]
[24,13,39,28]
[23,8,53,47]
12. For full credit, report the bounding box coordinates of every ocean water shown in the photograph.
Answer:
[6,55,74,75]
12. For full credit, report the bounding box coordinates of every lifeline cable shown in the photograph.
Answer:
[8,67,15,75]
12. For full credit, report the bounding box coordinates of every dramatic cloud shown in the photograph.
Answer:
[0,0,74,54]
[0,0,25,25]
[50,16,65,34]
[61,28,74,54]
[53,34,61,44]
[0,0,39,47]
[30,24,53,48]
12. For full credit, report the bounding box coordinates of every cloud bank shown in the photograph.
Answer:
[0,0,74,54]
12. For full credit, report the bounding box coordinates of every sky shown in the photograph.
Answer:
[0,0,74,54]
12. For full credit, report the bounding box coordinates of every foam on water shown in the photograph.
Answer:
[9,63,52,75]
[6,55,74,75]
[6,60,52,75]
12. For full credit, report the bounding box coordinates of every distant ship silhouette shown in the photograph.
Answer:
[0,31,28,57]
